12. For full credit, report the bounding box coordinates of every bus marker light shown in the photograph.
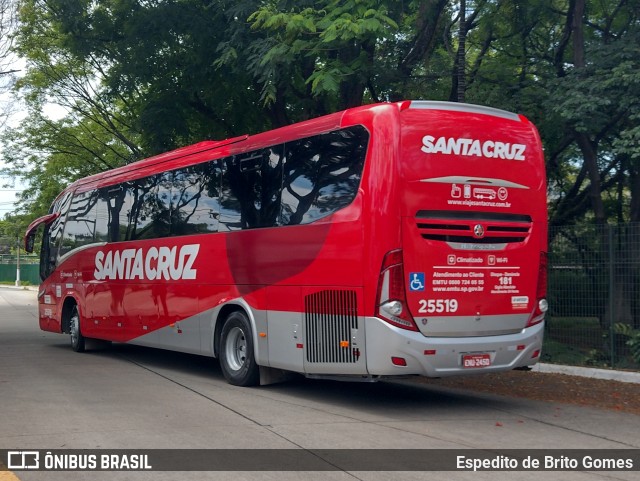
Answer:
[424,350,436,355]
[517,345,525,351]
[376,249,419,332]
[538,299,548,313]
[259,332,267,338]
[391,357,407,366]
[382,300,403,317]
[296,343,303,349]
[531,350,540,358]
[340,341,349,348]
[527,252,548,327]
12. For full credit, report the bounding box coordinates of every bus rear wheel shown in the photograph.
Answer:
[69,305,86,353]
[219,311,259,386]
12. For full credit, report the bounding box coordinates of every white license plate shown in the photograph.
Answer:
[462,353,492,368]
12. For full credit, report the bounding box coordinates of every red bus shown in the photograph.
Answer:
[25,100,548,386]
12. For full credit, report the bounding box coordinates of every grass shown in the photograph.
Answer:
[543,316,640,370]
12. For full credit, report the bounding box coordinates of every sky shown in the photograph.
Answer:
[0,53,25,219]
[0,56,65,219]
[0,182,24,216]
[0,121,25,218]
[0,111,25,218]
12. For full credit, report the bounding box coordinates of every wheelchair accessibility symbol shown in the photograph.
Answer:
[409,272,425,292]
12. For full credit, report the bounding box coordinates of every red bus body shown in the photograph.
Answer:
[26,101,547,385]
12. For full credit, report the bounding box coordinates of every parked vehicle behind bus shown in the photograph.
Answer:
[25,101,548,386]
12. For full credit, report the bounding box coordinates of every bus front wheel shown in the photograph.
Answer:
[219,311,259,386]
[69,305,86,353]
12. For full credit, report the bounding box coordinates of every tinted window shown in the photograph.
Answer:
[59,190,98,256]
[154,174,173,236]
[94,192,110,243]
[124,174,171,240]
[48,192,72,256]
[45,124,368,256]
[96,185,128,242]
[170,162,221,236]
[281,126,368,225]
[117,185,135,241]
[42,192,72,276]
[220,146,283,230]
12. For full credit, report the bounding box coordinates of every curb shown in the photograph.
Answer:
[533,363,640,384]
[0,285,38,291]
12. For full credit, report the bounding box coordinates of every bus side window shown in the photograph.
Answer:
[170,162,221,236]
[125,175,171,240]
[98,185,128,243]
[153,174,172,237]
[39,223,51,281]
[94,191,110,243]
[281,126,368,225]
[47,192,72,271]
[220,146,284,230]
[59,190,98,256]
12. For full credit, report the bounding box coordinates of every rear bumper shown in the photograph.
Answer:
[364,316,544,377]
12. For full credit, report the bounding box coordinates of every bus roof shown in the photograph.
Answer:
[63,108,352,195]
[57,100,530,198]
[67,135,248,193]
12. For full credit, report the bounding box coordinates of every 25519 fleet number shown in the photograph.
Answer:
[418,299,459,314]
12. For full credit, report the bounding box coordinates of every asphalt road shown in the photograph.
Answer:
[0,286,638,481]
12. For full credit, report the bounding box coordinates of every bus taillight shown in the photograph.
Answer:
[527,251,548,327]
[376,249,418,331]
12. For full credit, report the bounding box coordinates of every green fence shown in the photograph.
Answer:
[0,255,41,285]
[546,223,640,370]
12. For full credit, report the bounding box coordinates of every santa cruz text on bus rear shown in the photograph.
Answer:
[25,100,548,386]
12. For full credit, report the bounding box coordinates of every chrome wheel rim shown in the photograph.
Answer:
[224,326,247,372]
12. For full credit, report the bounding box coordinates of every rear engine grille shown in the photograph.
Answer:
[305,290,358,363]
[416,210,532,244]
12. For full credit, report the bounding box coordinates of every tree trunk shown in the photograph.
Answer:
[455,0,466,102]
[574,133,607,225]
[572,0,585,68]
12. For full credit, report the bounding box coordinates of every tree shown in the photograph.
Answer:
[2,0,639,230]
[222,1,452,120]
[0,0,19,126]
[544,0,640,226]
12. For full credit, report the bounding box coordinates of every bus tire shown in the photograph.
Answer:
[219,311,259,387]
[69,305,86,353]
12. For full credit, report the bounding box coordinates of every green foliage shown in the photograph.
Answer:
[243,0,400,112]
[548,33,640,136]
[614,323,640,365]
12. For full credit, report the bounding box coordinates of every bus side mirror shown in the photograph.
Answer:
[25,233,35,253]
